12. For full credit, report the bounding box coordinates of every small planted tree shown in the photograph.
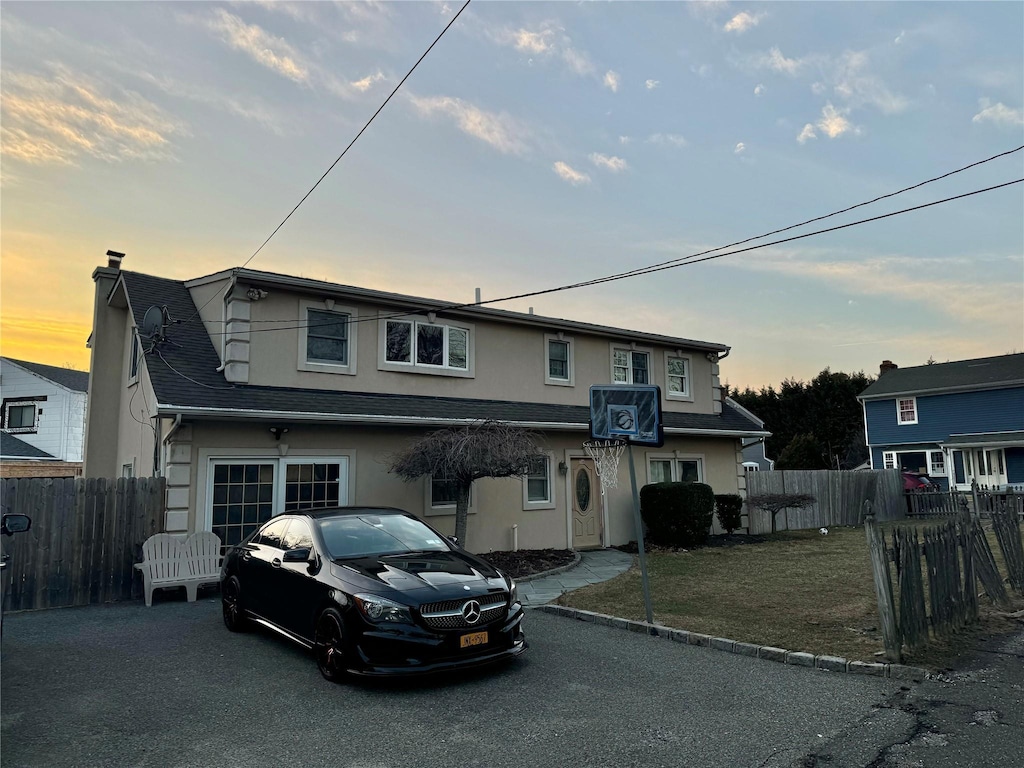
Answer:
[388,420,540,547]
[747,493,815,534]
[714,494,744,535]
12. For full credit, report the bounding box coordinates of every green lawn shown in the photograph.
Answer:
[556,524,1023,666]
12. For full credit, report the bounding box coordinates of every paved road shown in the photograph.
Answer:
[1,597,906,768]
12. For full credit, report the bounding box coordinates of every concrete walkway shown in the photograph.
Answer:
[518,548,633,606]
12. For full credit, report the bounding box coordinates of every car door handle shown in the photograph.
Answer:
[242,551,252,561]
[271,558,282,568]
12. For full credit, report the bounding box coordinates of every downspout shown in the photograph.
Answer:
[160,414,183,477]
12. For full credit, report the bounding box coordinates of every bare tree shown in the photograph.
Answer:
[746,493,815,534]
[388,420,541,547]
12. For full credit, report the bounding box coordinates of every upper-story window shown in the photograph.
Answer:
[2,399,41,433]
[612,346,650,384]
[665,353,692,400]
[298,301,358,375]
[128,330,140,384]
[379,314,474,378]
[544,334,574,386]
[897,397,918,425]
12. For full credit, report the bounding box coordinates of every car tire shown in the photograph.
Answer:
[222,575,250,632]
[314,608,348,683]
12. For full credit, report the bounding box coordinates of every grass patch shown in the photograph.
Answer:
[557,524,1023,667]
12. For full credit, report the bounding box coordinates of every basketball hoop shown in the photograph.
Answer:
[583,439,626,494]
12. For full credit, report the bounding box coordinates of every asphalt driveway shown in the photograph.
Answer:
[1,596,904,768]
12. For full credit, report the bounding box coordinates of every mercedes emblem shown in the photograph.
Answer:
[461,599,482,625]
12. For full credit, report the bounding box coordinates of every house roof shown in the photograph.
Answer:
[1,432,57,460]
[943,431,1024,448]
[1,357,89,393]
[858,353,1024,399]
[118,270,767,437]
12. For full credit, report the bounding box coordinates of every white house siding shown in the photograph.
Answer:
[0,363,87,462]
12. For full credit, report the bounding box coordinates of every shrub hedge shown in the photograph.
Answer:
[714,494,744,534]
[640,482,715,548]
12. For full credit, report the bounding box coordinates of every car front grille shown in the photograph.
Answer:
[419,592,507,631]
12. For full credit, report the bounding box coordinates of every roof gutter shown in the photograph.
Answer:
[858,380,1024,401]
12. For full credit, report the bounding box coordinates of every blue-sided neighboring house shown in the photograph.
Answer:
[858,354,1024,491]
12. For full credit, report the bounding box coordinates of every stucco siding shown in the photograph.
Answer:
[865,387,1024,446]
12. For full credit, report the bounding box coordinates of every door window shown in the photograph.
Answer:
[211,463,275,547]
[575,467,591,512]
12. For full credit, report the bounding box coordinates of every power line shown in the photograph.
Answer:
[180,0,473,328]
[196,175,1023,337]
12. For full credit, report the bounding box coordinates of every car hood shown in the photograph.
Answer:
[329,550,505,598]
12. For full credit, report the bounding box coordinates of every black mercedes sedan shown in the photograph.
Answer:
[220,507,526,680]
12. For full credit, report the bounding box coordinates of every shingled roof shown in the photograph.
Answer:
[118,271,766,436]
[859,353,1024,399]
[1,358,89,393]
[1,432,56,460]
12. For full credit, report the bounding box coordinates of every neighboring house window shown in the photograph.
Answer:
[648,455,704,484]
[929,451,946,476]
[380,316,473,376]
[896,397,918,425]
[665,354,691,399]
[2,400,39,433]
[523,454,555,509]
[122,463,134,479]
[544,334,574,386]
[298,301,357,374]
[976,450,988,476]
[612,347,650,384]
[743,463,760,474]
[128,331,141,383]
[883,451,896,470]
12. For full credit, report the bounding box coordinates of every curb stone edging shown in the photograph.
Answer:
[514,551,583,584]
[535,605,929,682]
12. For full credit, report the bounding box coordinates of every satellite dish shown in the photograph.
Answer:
[140,305,166,341]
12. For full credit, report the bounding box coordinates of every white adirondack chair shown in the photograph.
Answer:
[134,534,185,607]
[182,532,223,601]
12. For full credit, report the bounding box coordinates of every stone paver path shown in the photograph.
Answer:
[518,548,633,606]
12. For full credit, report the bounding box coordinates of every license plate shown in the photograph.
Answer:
[460,631,488,649]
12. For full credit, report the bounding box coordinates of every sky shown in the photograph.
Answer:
[1,0,1022,390]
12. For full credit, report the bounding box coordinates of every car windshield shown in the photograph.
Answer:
[318,514,452,559]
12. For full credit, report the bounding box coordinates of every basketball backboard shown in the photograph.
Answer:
[589,385,664,447]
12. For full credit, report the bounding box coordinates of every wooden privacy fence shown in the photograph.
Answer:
[747,469,903,534]
[1,477,165,611]
[865,501,1024,662]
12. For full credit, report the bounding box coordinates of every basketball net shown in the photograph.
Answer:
[583,439,626,494]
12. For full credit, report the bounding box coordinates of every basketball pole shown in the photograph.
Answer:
[626,442,654,626]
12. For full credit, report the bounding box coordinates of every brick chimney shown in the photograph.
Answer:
[879,360,898,376]
[106,249,124,270]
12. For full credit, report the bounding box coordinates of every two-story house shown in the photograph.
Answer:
[859,355,1024,491]
[0,357,89,478]
[84,252,768,553]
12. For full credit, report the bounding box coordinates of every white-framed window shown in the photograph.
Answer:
[298,301,357,375]
[122,462,134,479]
[544,334,574,386]
[2,399,41,433]
[928,451,946,476]
[379,314,474,378]
[282,459,347,512]
[523,453,555,509]
[882,451,896,470]
[425,474,475,516]
[128,330,141,384]
[611,345,651,385]
[743,462,760,474]
[647,454,704,484]
[896,397,918,425]
[665,352,692,400]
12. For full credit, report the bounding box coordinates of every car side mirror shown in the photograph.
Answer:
[282,547,312,563]
[447,535,458,546]
[1,513,31,536]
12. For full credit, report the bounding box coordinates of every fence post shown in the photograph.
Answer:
[864,500,901,662]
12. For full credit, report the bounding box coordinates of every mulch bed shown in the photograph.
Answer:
[480,549,576,579]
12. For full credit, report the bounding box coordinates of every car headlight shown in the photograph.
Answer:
[353,594,413,623]
[508,579,519,606]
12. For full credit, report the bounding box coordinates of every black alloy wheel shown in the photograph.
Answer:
[222,575,249,632]
[314,608,347,683]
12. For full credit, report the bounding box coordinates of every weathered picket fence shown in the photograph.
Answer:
[906,485,1023,520]
[865,500,1024,661]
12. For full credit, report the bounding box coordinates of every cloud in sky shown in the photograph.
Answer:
[723,11,764,34]
[493,23,595,77]
[201,9,309,83]
[619,135,632,144]
[553,161,590,185]
[589,152,628,172]
[350,71,387,92]
[972,98,1024,127]
[754,83,765,96]
[647,133,688,148]
[603,70,620,93]
[0,69,184,165]
[758,47,803,76]
[816,103,854,138]
[645,79,660,90]
[734,142,746,155]
[408,95,529,154]
[797,123,817,143]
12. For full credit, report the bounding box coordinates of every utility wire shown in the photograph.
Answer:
[180,0,473,328]
[198,176,1023,337]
